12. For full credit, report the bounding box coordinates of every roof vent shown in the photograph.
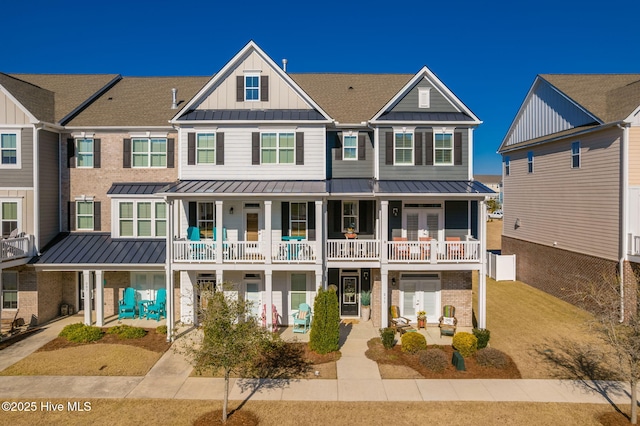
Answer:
[282,59,288,72]
[171,88,178,109]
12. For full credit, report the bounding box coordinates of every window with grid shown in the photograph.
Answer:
[261,132,294,164]
[434,133,453,165]
[132,138,167,167]
[571,141,580,168]
[198,202,215,239]
[2,271,18,309]
[394,132,413,165]
[290,274,307,311]
[342,201,358,232]
[197,133,215,164]
[343,135,357,160]
[1,201,18,238]
[290,202,307,238]
[504,156,510,176]
[245,75,260,100]
[1,133,17,165]
[527,151,534,173]
[117,201,166,238]
[76,201,94,230]
[76,138,94,167]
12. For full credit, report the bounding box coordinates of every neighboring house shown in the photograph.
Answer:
[498,74,640,318]
[1,42,493,336]
[474,174,502,204]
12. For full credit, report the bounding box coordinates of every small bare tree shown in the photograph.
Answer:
[578,274,640,424]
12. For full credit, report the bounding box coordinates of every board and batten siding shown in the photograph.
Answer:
[391,80,459,113]
[38,130,60,247]
[503,129,621,261]
[0,189,34,236]
[180,126,325,180]
[0,126,33,186]
[628,127,640,186]
[0,90,31,125]
[196,50,310,111]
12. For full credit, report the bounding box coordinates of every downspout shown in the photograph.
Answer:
[33,125,40,255]
[619,123,630,322]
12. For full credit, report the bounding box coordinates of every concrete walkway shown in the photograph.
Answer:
[0,316,634,405]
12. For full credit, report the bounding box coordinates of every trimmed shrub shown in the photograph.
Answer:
[309,287,340,354]
[401,332,427,354]
[452,332,478,357]
[473,328,491,349]
[107,324,147,339]
[156,325,167,335]
[476,347,508,369]
[379,327,395,349]
[419,348,449,372]
[59,323,103,343]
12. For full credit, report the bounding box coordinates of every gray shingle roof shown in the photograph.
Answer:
[0,73,54,123]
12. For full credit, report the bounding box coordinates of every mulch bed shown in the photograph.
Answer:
[294,342,341,364]
[366,338,522,379]
[37,328,171,353]
[194,409,259,426]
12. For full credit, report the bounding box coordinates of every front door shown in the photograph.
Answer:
[341,276,359,316]
[400,276,441,322]
[245,281,261,319]
[405,209,442,241]
[246,213,259,241]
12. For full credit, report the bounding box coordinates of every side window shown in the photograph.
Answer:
[394,132,413,165]
[504,156,510,176]
[0,132,19,167]
[527,151,534,174]
[76,201,94,230]
[571,141,580,168]
[76,138,94,167]
[1,201,18,237]
[2,271,18,309]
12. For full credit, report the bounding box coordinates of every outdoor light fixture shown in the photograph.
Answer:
[229,207,234,215]
[391,278,396,287]
[363,271,369,280]
[514,218,520,229]
[392,207,399,216]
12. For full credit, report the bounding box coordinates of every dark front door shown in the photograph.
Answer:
[341,276,359,316]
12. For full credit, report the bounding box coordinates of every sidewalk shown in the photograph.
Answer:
[0,317,633,405]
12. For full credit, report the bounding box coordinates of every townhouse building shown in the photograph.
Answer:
[1,42,492,336]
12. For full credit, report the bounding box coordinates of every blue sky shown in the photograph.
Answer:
[3,0,639,174]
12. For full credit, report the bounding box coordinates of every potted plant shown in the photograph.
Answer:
[360,290,371,321]
[417,310,427,329]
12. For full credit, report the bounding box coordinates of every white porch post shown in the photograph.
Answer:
[166,199,175,341]
[265,201,272,264]
[380,201,389,263]
[381,269,389,328]
[180,271,195,325]
[315,200,323,265]
[0,269,4,328]
[216,270,224,292]
[264,271,273,331]
[215,201,223,263]
[478,199,487,329]
[95,270,104,327]
[82,270,91,325]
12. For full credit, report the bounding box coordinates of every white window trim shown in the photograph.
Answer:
[2,271,19,310]
[76,199,94,231]
[289,202,308,239]
[131,137,167,168]
[342,132,358,161]
[197,201,215,240]
[1,198,22,238]
[0,129,21,169]
[571,141,581,169]
[260,131,295,164]
[393,129,414,166]
[76,137,94,168]
[289,272,308,312]
[342,200,359,232]
[244,74,261,102]
[114,199,167,238]
[196,133,216,165]
[418,87,431,109]
[527,151,534,174]
[434,130,454,166]
[504,156,510,176]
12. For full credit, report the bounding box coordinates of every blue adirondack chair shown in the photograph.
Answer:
[118,287,137,319]
[292,303,311,333]
[146,288,167,321]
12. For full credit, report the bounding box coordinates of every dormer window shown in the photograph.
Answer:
[245,75,260,101]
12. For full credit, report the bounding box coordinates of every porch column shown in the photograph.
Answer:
[0,269,4,328]
[166,199,175,341]
[264,201,272,264]
[82,270,91,325]
[478,199,487,329]
[215,270,224,292]
[315,270,323,292]
[215,201,224,263]
[95,270,104,327]
[380,201,389,264]
[380,269,389,328]
[264,271,273,331]
[180,271,195,325]
[315,200,323,265]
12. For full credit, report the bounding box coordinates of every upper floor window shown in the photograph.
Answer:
[132,138,167,167]
[342,201,359,232]
[198,202,215,239]
[571,141,581,168]
[394,132,414,165]
[197,133,215,164]
[245,75,260,101]
[1,132,19,167]
[527,151,534,173]
[435,132,454,165]
[118,200,166,238]
[504,156,510,176]
[290,202,307,238]
[2,271,18,309]
[261,133,294,164]
[418,87,431,108]
[76,138,94,168]
[343,135,357,160]
[76,201,94,230]
[1,201,18,238]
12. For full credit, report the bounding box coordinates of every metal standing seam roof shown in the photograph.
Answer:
[178,109,326,121]
[159,180,329,195]
[377,112,474,122]
[375,180,494,195]
[328,179,374,194]
[107,182,174,195]
[36,233,165,266]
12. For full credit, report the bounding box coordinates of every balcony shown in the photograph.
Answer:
[172,239,317,264]
[387,239,481,263]
[1,235,31,262]
[326,240,381,261]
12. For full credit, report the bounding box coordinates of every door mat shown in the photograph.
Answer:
[341,319,359,325]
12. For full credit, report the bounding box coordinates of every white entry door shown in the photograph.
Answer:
[400,275,441,322]
[404,209,442,241]
[245,281,262,320]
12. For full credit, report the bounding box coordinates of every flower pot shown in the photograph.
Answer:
[361,306,371,321]
[417,317,426,329]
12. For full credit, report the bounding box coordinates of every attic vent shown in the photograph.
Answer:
[282,58,288,72]
[171,88,178,109]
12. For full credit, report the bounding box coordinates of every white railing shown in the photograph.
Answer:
[326,240,380,261]
[387,240,481,263]
[272,241,316,263]
[225,241,265,262]
[173,240,217,262]
[1,236,30,261]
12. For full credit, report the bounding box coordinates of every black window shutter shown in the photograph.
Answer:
[260,75,269,101]
[93,139,101,168]
[188,202,197,227]
[307,201,315,241]
[236,76,244,102]
[296,132,304,165]
[252,132,260,165]
[425,131,434,166]
[385,131,394,165]
[414,132,422,166]
[123,139,131,168]
[216,132,224,165]
[358,134,366,161]
[335,133,342,160]
[69,201,76,231]
[93,201,101,231]
[281,202,290,237]
[67,138,75,168]
[167,138,175,168]
[359,200,369,234]
[187,133,196,165]
[454,132,463,165]
[332,200,342,233]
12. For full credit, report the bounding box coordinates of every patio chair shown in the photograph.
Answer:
[292,303,311,333]
[419,236,432,259]
[389,305,411,333]
[446,237,464,260]
[438,305,457,337]
[146,288,167,321]
[393,237,409,260]
[118,287,137,320]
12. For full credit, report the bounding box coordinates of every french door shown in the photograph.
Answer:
[400,275,441,322]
